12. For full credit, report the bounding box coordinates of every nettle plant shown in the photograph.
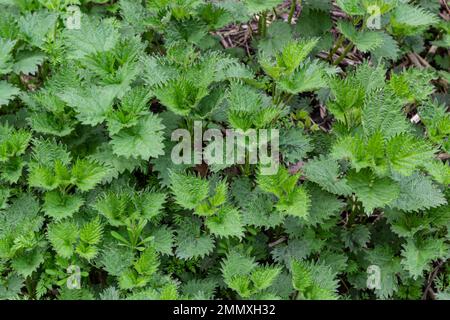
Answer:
[0,0,449,300]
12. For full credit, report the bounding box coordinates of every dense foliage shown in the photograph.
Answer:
[0,0,449,300]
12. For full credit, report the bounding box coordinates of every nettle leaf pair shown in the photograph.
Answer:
[28,139,107,220]
[93,187,173,257]
[117,246,160,290]
[221,251,281,299]
[259,38,333,104]
[47,217,103,261]
[94,188,166,228]
[257,166,310,219]
[0,195,45,278]
[170,171,244,239]
[226,82,281,131]
[291,259,340,300]
[0,123,31,183]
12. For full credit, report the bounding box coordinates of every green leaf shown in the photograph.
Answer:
[170,171,210,210]
[423,160,450,186]
[0,38,16,75]
[0,123,31,161]
[276,186,311,219]
[150,225,175,256]
[100,246,134,277]
[106,87,151,136]
[154,77,208,116]
[138,192,166,221]
[182,278,218,300]
[290,259,339,300]
[175,217,214,260]
[89,143,144,183]
[13,52,46,75]
[336,0,365,16]
[0,274,23,299]
[251,266,281,291]
[93,190,133,227]
[221,250,257,285]
[1,156,25,183]
[257,165,299,199]
[391,173,447,212]
[110,113,165,160]
[43,191,84,220]
[63,16,120,59]
[365,246,402,299]
[337,21,383,52]
[58,85,117,126]
[391,4,438,36]
[79,218,103,246]
[226,82,279,130]
[280,127,313,163]
[341,225,370,251]
[18,10,57,48]
[11,248,45,278]
[347,169,400,215]
[291,259,313,292]
[232,177,285,229]
[71,159,107,192]
[362,89,410,139]
[306,184,344,227]
[303,156,352,195]
[134,246,160,276]
[30,138,72,167]
[332,132,389,176]
[389,68,437,104]
[257,21,293,56]
[205,206,244,238]
[371,33,400,61]
[294,9,332,38]
[386,134,436,176]
[401,238,447,280]
[0,81,20,107]
[277,61,328,94]
[279,39,320,73]
[47,221,79,258]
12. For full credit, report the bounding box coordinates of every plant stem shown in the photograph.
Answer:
[348,209,357,226]
[26,277,34,298]
[328,34,344,61]
[288,0,297,24]
[284,93,294,106]
[258,14,263,35]
[259,11,268,37]
[334,42,354,66]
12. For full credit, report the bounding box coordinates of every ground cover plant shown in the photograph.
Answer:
[0,0,449,300]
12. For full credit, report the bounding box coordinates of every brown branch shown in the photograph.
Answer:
[269,237,287,248]
[422,260,445,300]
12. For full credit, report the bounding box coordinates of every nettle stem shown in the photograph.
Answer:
[288,0,297,24]
[329,34,344,61]
[334,42,354,66]
[259,11,268,37]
